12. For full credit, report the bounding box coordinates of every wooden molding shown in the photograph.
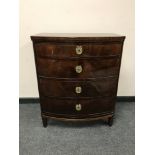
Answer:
[19,96,135,104]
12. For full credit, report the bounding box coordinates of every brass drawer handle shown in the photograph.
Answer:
[75,65,82,73]
[75,86,82,94]
[76,46,83,55]
[75,104,81,111]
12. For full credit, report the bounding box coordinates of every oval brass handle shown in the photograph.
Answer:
[75,65,82,73]
[76,46,83,55]
[75,86,82,94]
[75,104,81,111]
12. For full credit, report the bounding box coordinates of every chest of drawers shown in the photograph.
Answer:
[31,33,125,127]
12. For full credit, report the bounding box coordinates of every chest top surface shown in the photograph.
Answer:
[31,33,125,43]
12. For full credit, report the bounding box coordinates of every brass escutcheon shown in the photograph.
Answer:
[75,65,82,73]
[76,46,83,55]
[75,104,82,111]
[75,86,82,94]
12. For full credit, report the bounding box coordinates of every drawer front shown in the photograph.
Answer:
[40,96,115,115]
[36,57,120,78]
[39,77,118,97]
[34,43,122,58]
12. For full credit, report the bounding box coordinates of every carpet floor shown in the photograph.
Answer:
[19,102,135,155]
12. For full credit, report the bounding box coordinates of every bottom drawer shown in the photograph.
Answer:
[40,96,115,115]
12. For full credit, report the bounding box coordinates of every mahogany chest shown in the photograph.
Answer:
[31,33,125,127]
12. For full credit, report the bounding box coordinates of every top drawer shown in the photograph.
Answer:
[34,43,122,58]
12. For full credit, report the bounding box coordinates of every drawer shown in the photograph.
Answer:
[39,77,118,97]
[36,57,120,78]
[34,43,122,58]
[40,96,115,115]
